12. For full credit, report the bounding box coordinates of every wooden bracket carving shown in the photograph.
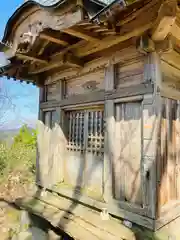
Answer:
[155,35,173,53]
[9,7,83,55]
[151,0,177,41]
[136,34,155,54]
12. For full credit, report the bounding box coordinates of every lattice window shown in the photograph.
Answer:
[66,109,104,155]
[67,111,85,151]
[87,110,104,154]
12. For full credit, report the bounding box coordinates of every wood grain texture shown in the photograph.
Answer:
[66,69,105,97]
[45,46,144,84]
[12,7,83,53]
[114,101,142,206]
[157,97,180,217]
[103,100,114,202]
[40,84,154,110]
[61,90,105,106]
[37,107,66,188]
[107,83,154,100]
[47,82,61,101]
[47,186,154,230]
[104,64,115,92]
[116,58,145,88]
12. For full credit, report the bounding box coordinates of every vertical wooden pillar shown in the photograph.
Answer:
[104,64,115,202]
[39,86,45,103]
[176,101,180,199]
[36,87,44,185]
[145,52,162,218]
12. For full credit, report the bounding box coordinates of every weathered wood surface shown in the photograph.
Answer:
[12,6,83,52]
[40,83,154,110]
[17,192,136,240]
[114,101,142,206]
[107,83,154,100]
[66,69,104,96]
[62,90,105,107]
[64,108,104,199]
[155,201,180,230]
[116,58,145,88]
[45,46,144,84]
[16,193,180,239]
[103,100,114,202]
[103,64,115,202]
[46,82,61,101]
[157,98,179,210]
[160,59,180,99]
[151,0,177,41]
[37,109,66,187]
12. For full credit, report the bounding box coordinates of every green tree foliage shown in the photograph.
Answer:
[13,124,37,148]
[0,125,37,179]
[0,143,8,174]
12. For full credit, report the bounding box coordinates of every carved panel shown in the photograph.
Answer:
[10,7,82,53]
[66,69,105,97]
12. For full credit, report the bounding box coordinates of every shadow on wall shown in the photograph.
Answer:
[53,97,179,239]
[2,96,178,240]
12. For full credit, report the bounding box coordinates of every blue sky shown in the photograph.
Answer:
[0,1,39,129]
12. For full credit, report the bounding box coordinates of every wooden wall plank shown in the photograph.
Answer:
[47,82,61,101]
[107,83,154,100]
[40,83,154,110]
[116,59,145,88]
[51,185,154,230]
[66,69,105,97]
[114,101,142,205]
[45,46,144,84]
[61,90,105,107]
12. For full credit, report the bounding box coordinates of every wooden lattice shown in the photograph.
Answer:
[67,109,104,155]
[87,110,104,155]
[67,111,85,151]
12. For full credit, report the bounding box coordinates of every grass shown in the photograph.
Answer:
[0,142,36,183]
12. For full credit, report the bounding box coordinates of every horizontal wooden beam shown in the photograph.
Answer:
[39,33,69,46]
[40,83,153,110]
[73,23,153,57]
[161,50,180,71]
[40,90,105,109]
[61,28,99,42]
[30,53,83,74]
[16,53,48,64]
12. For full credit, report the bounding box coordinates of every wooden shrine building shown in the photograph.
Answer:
[2,0,180,238]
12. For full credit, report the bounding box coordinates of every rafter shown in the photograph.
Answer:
[30,52,83,74]
[39,33,69,46]
[38,40,49,56]
[72,23,153,58]
[16,53,48,64]
[61,28,99,42]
